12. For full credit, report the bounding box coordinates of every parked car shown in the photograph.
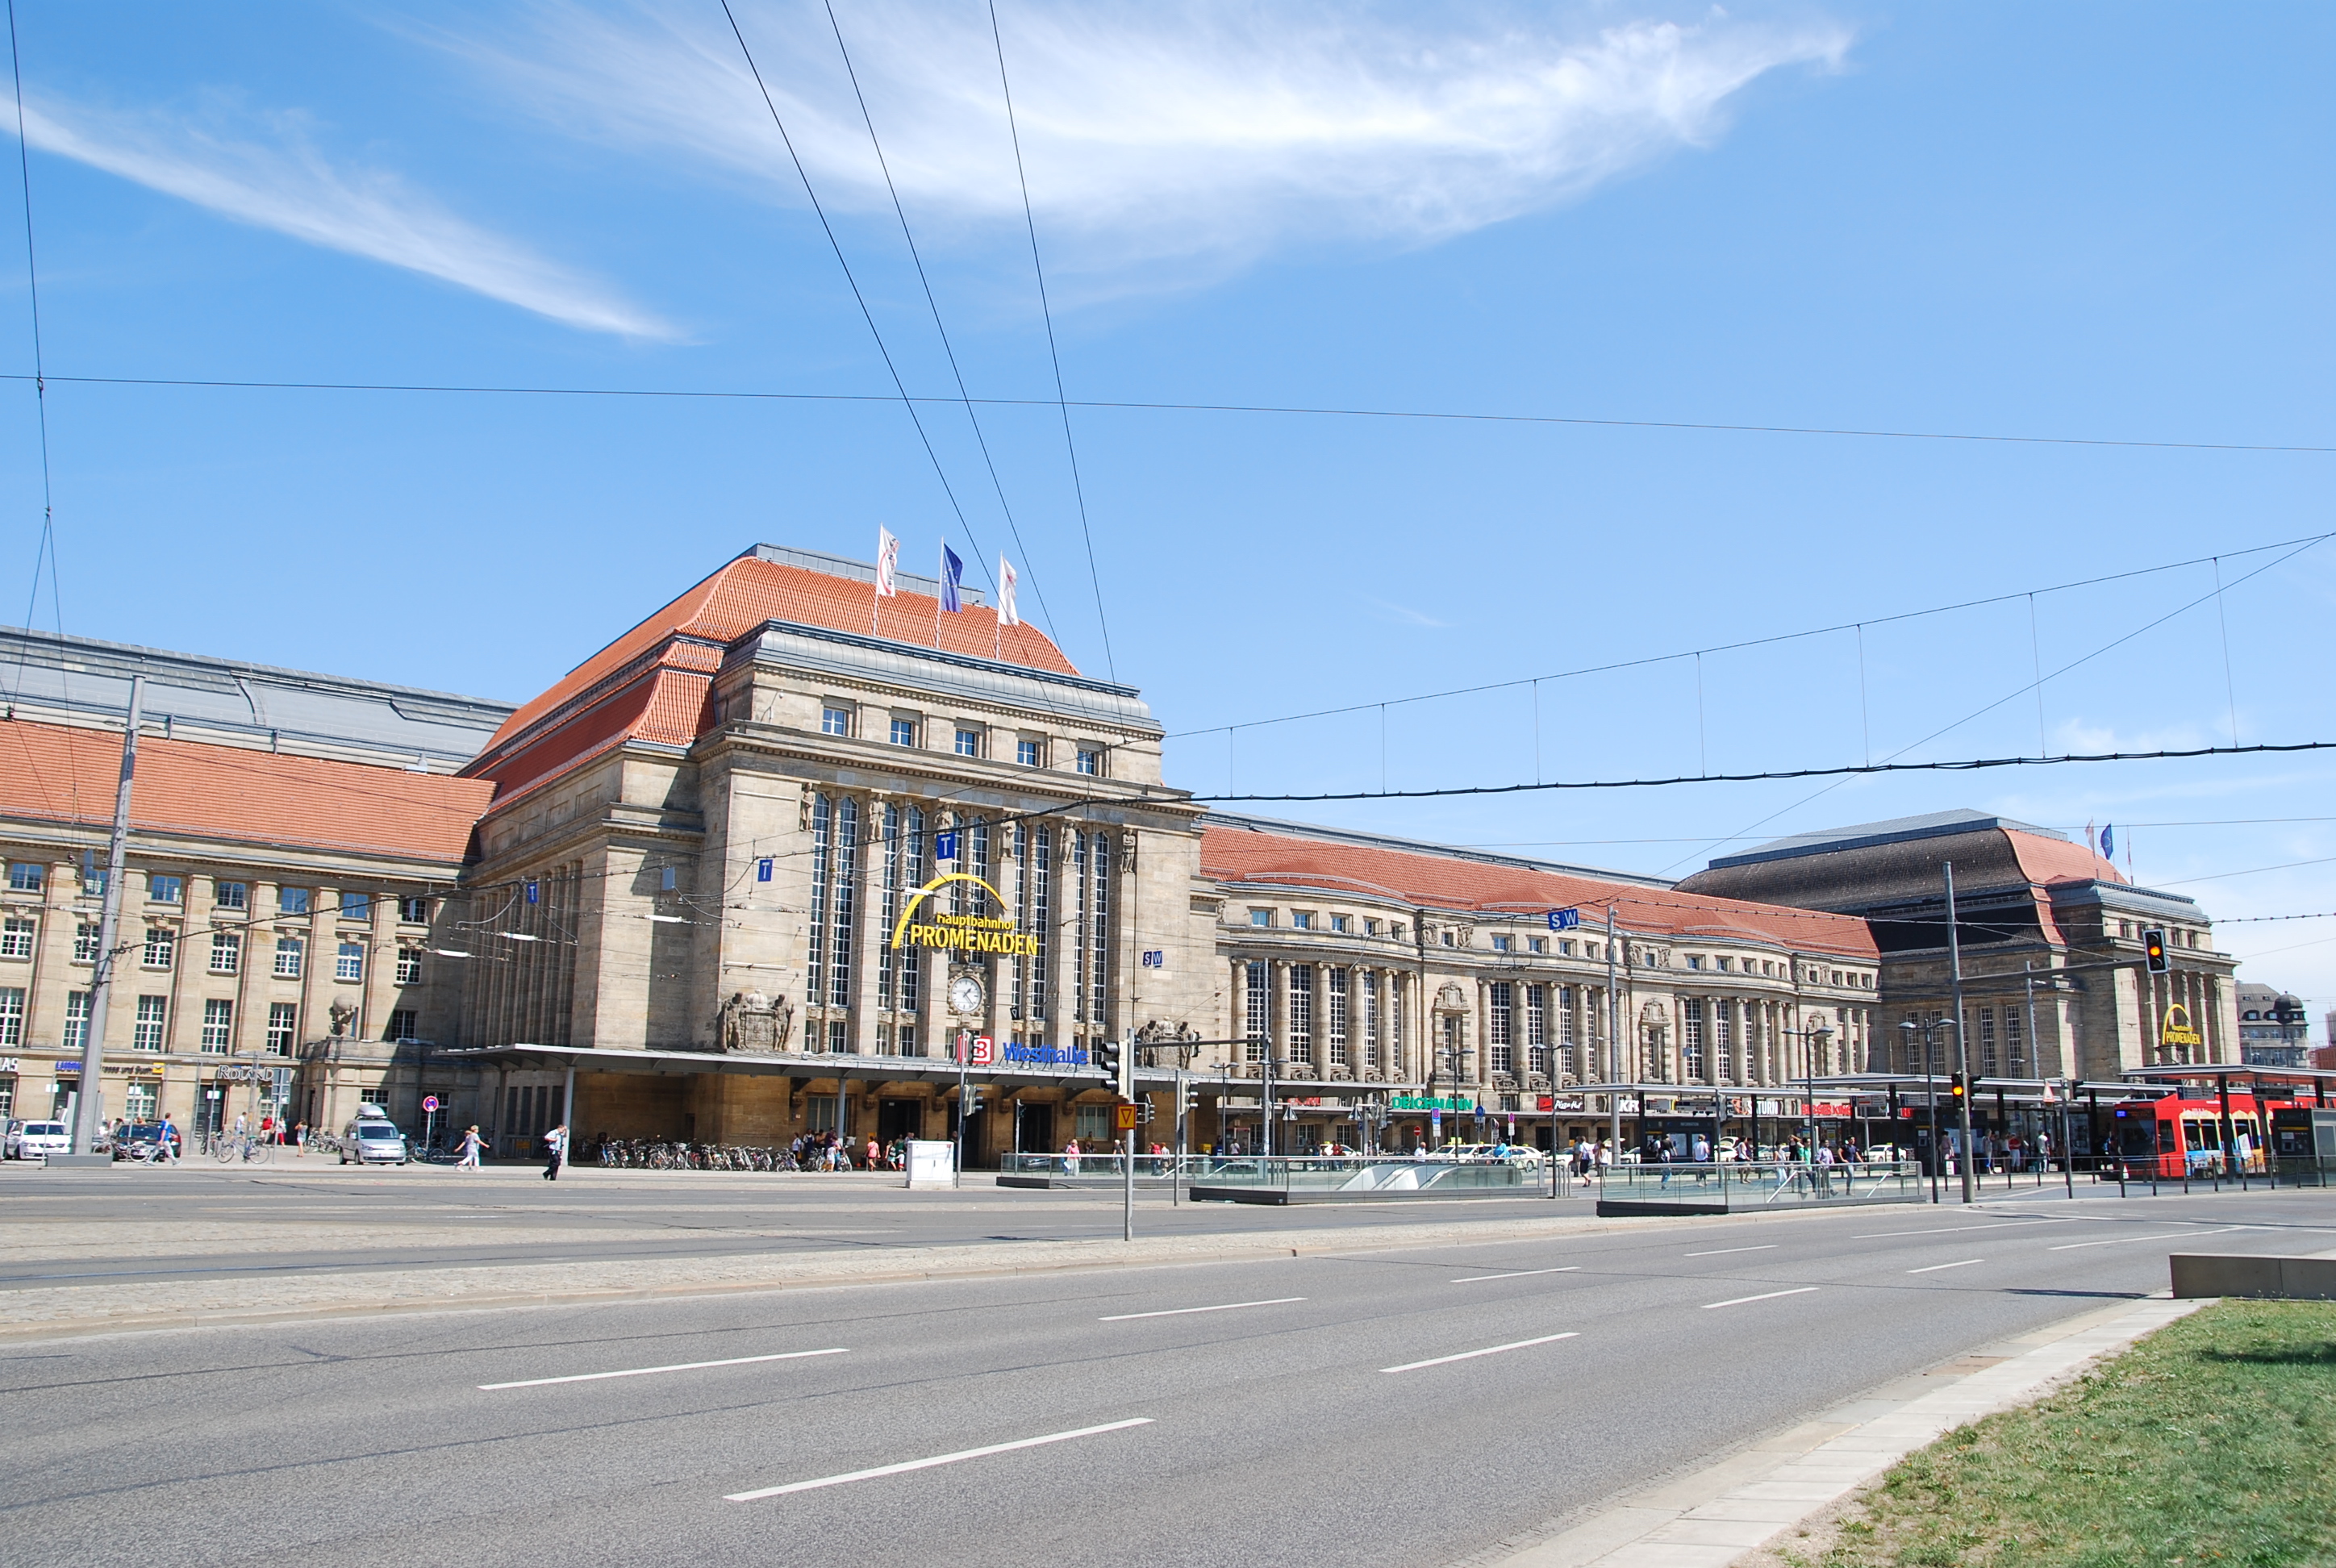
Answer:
[110,1124,176,1161]
[340,1117,410,1166]
[7,1120,72,1160]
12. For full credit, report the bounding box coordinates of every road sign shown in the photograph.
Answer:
[935,829,959,861]
[1116,1103,1141,1132]
[423,1095,441,1113]
[1546,907,1580,931]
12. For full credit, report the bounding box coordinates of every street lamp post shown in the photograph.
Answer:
[1804,1020,1833,1168]
[1900,1017,1942,1204]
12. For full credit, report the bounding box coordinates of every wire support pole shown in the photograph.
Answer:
[72,674,141,1155]
[1945,861,1976,1205]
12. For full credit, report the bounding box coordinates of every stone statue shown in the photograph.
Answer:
[327,998,356,1038]
[714,989,792,1053]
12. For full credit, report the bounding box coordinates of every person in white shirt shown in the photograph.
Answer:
[542,1123,568,1182]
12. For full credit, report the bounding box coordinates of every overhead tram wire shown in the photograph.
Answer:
[6,372,2327,459]
[4,0,60,697]
[988,0,1114,681]
[1183,739,2336,803]
[820,0,1063,648]
[714,0,995,598]
[1166,530,2334,744]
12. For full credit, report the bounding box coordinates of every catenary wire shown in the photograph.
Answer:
[713,0,995,598]
[0,373,2326,457]
[820,0,1062,648]
[987,0,1114,681]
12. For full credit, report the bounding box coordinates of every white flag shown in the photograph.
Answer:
[997,554,1020,626]
[875,527,900,597]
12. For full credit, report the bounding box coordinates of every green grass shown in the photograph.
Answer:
[1799,1300,2336,1568]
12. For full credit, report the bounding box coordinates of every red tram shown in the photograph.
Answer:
[2107,1092,2298,1178]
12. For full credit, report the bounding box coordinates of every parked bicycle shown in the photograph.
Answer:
[212,1132,275,1166]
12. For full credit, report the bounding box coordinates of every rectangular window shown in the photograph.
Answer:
[1075,1104,1112,1143]
[396,895,428,923]
[6,861,43,892]
[0,916,32,960]
[890,717,918,747]
[1364,918,1381,937]
[336,941,365,982]
[1244,960,1268,1063]
[1681,998,1704,1080]
[81,865,106,897]
[341,890,371,920]
[1529,936,1546,954]
[954,728,982,758]
[1362,970,1379,1070]
[1330,915,1349,933]
[278,886,310,915]
[142,928,175,970]
[1249,909,1271,928]
[1075,747,1103,777]
[274,936,303,978]
[148,873,183,904]
[133,995,167,1051]
[1016,737,1041,767]
[214,879,248,910]
[1291,911,1312,931]
[124,1081,157,1122]
[1525,984,1548,1077]
[1979,1007,1997,1074]
[209,930,240,974]
[821,705,852,737]
[395,948,422,984]
[1491,934,1512,953]
[1327,968,1349,1067]
[1559,939,1575,957]
[266,1001,298,1055]
[387,1007,418,1041]
[2004,1005,2025,1073]
[1287,965,1314,1058]
[73,922,98,964]
[0,986,22,1047]
[200,998,233,1053]
[1488,981,1514,1074]
[62,990,89,1049]
[1686,954,1702,970]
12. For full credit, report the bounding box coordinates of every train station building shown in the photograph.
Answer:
[0,544,2246,1161]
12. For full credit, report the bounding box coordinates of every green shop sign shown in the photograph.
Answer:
[1390,1094,1479,1113]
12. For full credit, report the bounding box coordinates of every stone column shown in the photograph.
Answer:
[850,794,889,1056]
[1272,958,1291,1075]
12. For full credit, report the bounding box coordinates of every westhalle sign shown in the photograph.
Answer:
[890,873,1039,957]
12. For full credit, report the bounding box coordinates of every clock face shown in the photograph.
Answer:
[949,974,985,1015]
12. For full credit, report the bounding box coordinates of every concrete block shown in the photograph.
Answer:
[40,1154,117,1170]
[2171,1253,2336,1300]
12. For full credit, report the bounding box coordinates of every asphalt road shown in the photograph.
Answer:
[4,1183,2330,1568]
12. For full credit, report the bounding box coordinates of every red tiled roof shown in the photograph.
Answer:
[0,719,494,864]
[1202,824,1878,957]
[466,552,1080,799]
[2007,829,2127,887]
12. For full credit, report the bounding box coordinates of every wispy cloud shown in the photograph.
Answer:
[16,98,675,339]
[440,1,1851,287]
[1367,596,1448,628]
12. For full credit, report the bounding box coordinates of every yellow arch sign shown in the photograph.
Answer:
[2160,1003,2203,1049]
[889,872,1036,956]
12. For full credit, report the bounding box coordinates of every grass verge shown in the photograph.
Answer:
[1786,1299,2336,1568]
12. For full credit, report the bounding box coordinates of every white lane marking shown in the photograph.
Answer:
[2049,1225,2242,1252]
[1701,1287,1820,1310]
[1684,1245,1777,1257]
[724,1418,1153,1501]
[1451,1266,1582,1283]
[1098,1297,1306,1321]
[1854,1219,2077,1239]
[1382,1332,1579,1374]
[1906,1258,1986,1274]
[479,1348,846,1391]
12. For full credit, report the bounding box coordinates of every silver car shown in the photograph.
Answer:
[340,1119,410,1165]
[8,1120,72,1160]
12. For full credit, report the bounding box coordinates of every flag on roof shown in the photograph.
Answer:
[940,544,964,613]
[874,528,899,597]
[2100,824,2114,859]
[997,555,1019,627]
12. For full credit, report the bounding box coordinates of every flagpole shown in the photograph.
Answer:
[936,543,945,650]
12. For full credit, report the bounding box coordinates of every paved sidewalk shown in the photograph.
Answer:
[1475,1293,2206,1568]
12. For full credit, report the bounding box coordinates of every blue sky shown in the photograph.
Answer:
[3,2,2333,1012]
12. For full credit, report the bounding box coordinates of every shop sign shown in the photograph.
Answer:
[1540,1095,1587,1113]
[890,874,1037,957]
[1812,1101,1853,1119]
[1391,1093,1475,1112]
[999,1040,1089,1068]
[0,1056,19,1074]
[2159,1003,2203,1051]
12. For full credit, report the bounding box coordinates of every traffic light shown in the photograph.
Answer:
[1095,1039,1124,1097]
[2142,928,2169,974]
[1949,1074,1967,1099]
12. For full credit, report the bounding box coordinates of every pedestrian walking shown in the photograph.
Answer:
[458,1124,485,1170]
[1063,1137,1082,1176]
[543,1123,568,1182]
[154,1112,178,1164]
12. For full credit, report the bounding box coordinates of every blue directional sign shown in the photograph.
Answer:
[757,857,774,882]
[935,830,959,861]
[1546,907,1579,931]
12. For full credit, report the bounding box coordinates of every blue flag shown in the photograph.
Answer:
[940,544,964,613]
[2100,824,2114,859]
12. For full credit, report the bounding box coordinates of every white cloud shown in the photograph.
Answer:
[16,98,676,339]
[440,0,1851,286]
